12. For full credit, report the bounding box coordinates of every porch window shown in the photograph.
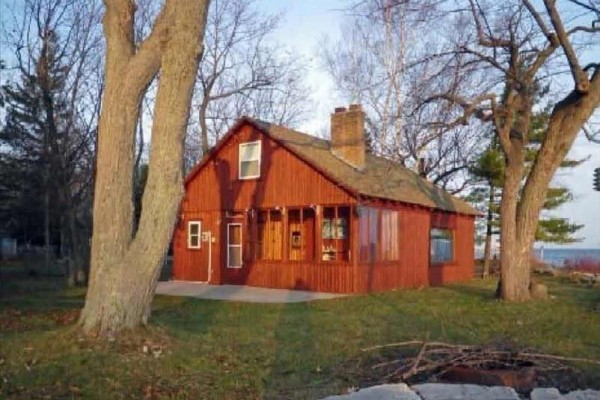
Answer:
[288,208,315,261]
[227,223,242,268]
[322,206,350,261]
[239,140,261,179]
[381,210,399,261]
[188,221,201,249]
[430,228,454,263]
[358,207,378,262]
[257,209,283,260]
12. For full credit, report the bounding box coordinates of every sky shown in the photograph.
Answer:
[256,0,600,249]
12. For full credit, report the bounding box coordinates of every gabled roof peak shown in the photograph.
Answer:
[185,117,480,216]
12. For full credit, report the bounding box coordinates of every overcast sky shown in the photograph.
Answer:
[257,0,600,249]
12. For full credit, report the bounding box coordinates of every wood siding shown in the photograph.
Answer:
[173,121,476,293]
[355,204,431,292]
[428,213,476,286]
[183,125,355,212]
[173,124,356,287]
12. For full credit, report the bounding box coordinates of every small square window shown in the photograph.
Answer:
[188,221,201,249]
[239,141,261,179]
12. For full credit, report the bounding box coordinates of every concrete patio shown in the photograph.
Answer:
[155,281,347,303]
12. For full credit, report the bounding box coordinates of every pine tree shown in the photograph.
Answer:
[0,30,65,254]
[467,140,503,277]
[0,29,93,280]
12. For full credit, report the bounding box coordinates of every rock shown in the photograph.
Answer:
[564,389,600,400]
[580,273,596,284]
[531,388,564,400]
[322,383,420,400]
[530,282,549,299]
[413,383,520,400]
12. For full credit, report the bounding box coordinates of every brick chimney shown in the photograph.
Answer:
[330,104,366,170]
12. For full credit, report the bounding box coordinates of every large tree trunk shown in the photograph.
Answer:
[499,144,532,301]
[79,0,210,335]
[499,70,600,301]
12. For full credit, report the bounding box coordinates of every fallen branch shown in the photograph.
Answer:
[520,352,600,366]
[402,342,429,380]
[361,340,600,383]
[362,340,474,352]
[362,340,426,352]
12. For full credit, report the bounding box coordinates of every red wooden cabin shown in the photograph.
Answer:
[172,105,479,293]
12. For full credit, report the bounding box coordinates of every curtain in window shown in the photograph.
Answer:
[257,210,282,260]
[381,210,399,261]
[358,206,378,263]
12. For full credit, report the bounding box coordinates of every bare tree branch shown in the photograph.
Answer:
[543,0,590,92]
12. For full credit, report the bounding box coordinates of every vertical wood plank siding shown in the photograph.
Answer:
[173,122,476,293]
[355,204,431,293]
[428,213,476,286]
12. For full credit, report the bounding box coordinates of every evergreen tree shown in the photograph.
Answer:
[0,29,94,281]
[0,30,66,251]
[467,140,503,277]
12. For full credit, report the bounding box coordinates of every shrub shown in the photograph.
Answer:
[563,258,600,274]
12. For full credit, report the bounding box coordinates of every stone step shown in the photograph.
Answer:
[322,384,600,400]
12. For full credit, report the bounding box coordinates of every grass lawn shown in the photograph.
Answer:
[1,264,599,399]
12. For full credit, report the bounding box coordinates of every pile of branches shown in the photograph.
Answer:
[361,341,600,384]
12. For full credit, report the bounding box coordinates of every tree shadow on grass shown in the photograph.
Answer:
[262,279,342,400]
[443,281,499,301]
[0,266,86,333]
[151,296,223,339]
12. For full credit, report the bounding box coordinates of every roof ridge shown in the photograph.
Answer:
[186,116,480,216]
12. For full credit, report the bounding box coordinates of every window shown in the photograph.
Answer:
[358,207,378,262]
[430,228,454,264]
[288,208,315,261]
[381,210,399,261]
[257,209,283,260]
[239,140,261,179]
[188,221,201,249]
[322,206,350,261]
[227,223,242,268]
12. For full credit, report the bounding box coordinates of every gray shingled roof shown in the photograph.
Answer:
[249,118,479,216]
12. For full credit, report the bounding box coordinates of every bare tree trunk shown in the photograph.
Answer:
[44,190,51,274]
[499,148,531,301]
[199,97,210,155]
[499,71,600,301]
[79,0,210,335]
[482,184,494,278]
[65,192,85,286]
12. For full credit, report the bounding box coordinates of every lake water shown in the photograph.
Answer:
[532,248,600,267]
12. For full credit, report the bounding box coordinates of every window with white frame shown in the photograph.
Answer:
[239,140,261,179]
[227,223,243,268]
[188,221,201,249]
